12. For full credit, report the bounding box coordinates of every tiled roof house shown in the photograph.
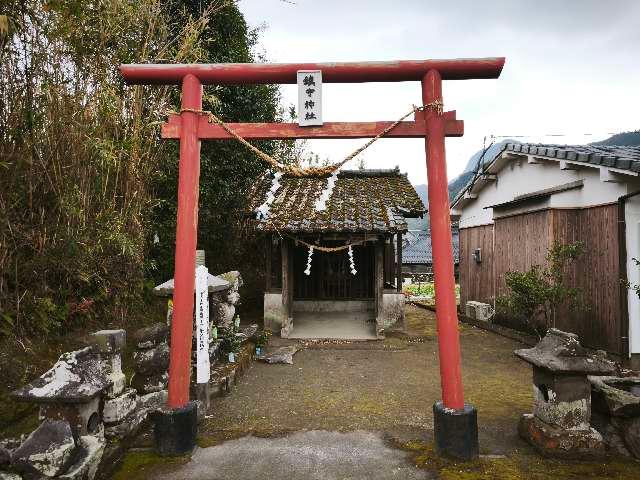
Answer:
[450,142,640,362]
[248,168,425,339]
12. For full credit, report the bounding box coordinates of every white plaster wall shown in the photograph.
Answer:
[457,157,640,229]
[626,194,640,354]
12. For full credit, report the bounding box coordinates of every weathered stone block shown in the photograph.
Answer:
[591,412,631,457]
[518,413,605,459]
[621,416,640,458]
[12,348,110,403]
[90,330,126,355]
[103,389,137,425]
[590,376,640,418]
[105,371,126,399]
[130,372,168,395]
[39,397,101,438]
[103,391,166,442]
[263,293,285,331]
[280,317,293,338]
[12,420,76,477]
[139,390,167,411]
[0,445,11,467]
[226,290,240,306]
[219,271,243,292]
[133,343,169,375]
[211,302,235,328]
[257,345,300,365]
[104,408,147,442]
[0,473,22,480]
[133,323,169,350]
[58,434,105,480]
[241,324,258,341]
[381,293,405,331]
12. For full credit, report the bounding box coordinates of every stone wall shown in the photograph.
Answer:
[0,268,270,480]
[3,330,167,480]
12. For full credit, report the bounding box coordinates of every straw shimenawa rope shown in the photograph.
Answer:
[173,100,443,177]
[284,235,369,253]
[172,100,443,251]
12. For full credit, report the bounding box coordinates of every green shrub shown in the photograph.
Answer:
[624,258,640,299]
[255,329,272,348]
[496,242,585,337]
[219,324,242,356]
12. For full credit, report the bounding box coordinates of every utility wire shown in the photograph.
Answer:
[488,132,628,139]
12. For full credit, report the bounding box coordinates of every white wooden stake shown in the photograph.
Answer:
[195,265,210,384]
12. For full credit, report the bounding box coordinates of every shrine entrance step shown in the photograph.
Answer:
[288,311,376,340]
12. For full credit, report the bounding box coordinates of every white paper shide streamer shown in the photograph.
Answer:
[314,172,338,211]
[195,265,210,384]
[347,245,357,275]
[256,172,283,220]
[304,246,314,275]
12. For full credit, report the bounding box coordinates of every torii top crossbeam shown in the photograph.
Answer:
[121,57,504,84]
[120,58,505,454]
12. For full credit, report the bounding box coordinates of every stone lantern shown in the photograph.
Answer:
[515,328,617,458]
[12,347,110,438]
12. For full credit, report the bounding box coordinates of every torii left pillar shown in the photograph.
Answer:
[153,74,202,456]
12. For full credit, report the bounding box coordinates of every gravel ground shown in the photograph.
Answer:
[113,306,640,479]
[198,306,532,453]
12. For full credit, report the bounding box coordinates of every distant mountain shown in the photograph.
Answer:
[446,140,512,203]
[590,130,640,146]
[460,140,512,174]
[413,184,428,208]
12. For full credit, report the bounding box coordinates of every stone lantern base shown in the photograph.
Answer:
[519,413,605,459]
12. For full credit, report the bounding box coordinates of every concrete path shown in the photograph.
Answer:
[156,430,431,480]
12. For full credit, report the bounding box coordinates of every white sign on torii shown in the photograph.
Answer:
[297,70,322,126]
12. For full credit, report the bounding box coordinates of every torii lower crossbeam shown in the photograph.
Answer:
[161,110,464,139]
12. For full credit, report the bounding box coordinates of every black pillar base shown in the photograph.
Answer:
[153,401,198,456]
[433,401,479,460]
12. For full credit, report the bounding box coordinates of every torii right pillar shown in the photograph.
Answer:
[423,69,478,460]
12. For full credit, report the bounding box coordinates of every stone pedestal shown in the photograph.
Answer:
[433,401,478,460]
[518,413,605,459]
[152,402,197,456]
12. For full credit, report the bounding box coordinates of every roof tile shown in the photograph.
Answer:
[247,168,424,233]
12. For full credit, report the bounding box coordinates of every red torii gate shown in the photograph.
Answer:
[120,57,505,458]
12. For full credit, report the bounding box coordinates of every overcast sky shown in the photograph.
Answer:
[238,0,640,185]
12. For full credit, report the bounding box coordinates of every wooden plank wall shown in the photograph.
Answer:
[494,210,553,297]
[551,205,621,353]
[459,224,495,308]
[459,207,622,354]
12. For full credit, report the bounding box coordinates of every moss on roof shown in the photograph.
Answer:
[247,168,424,234]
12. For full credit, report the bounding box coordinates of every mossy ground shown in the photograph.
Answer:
[110,450,190,480]
[398,441,640,479]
